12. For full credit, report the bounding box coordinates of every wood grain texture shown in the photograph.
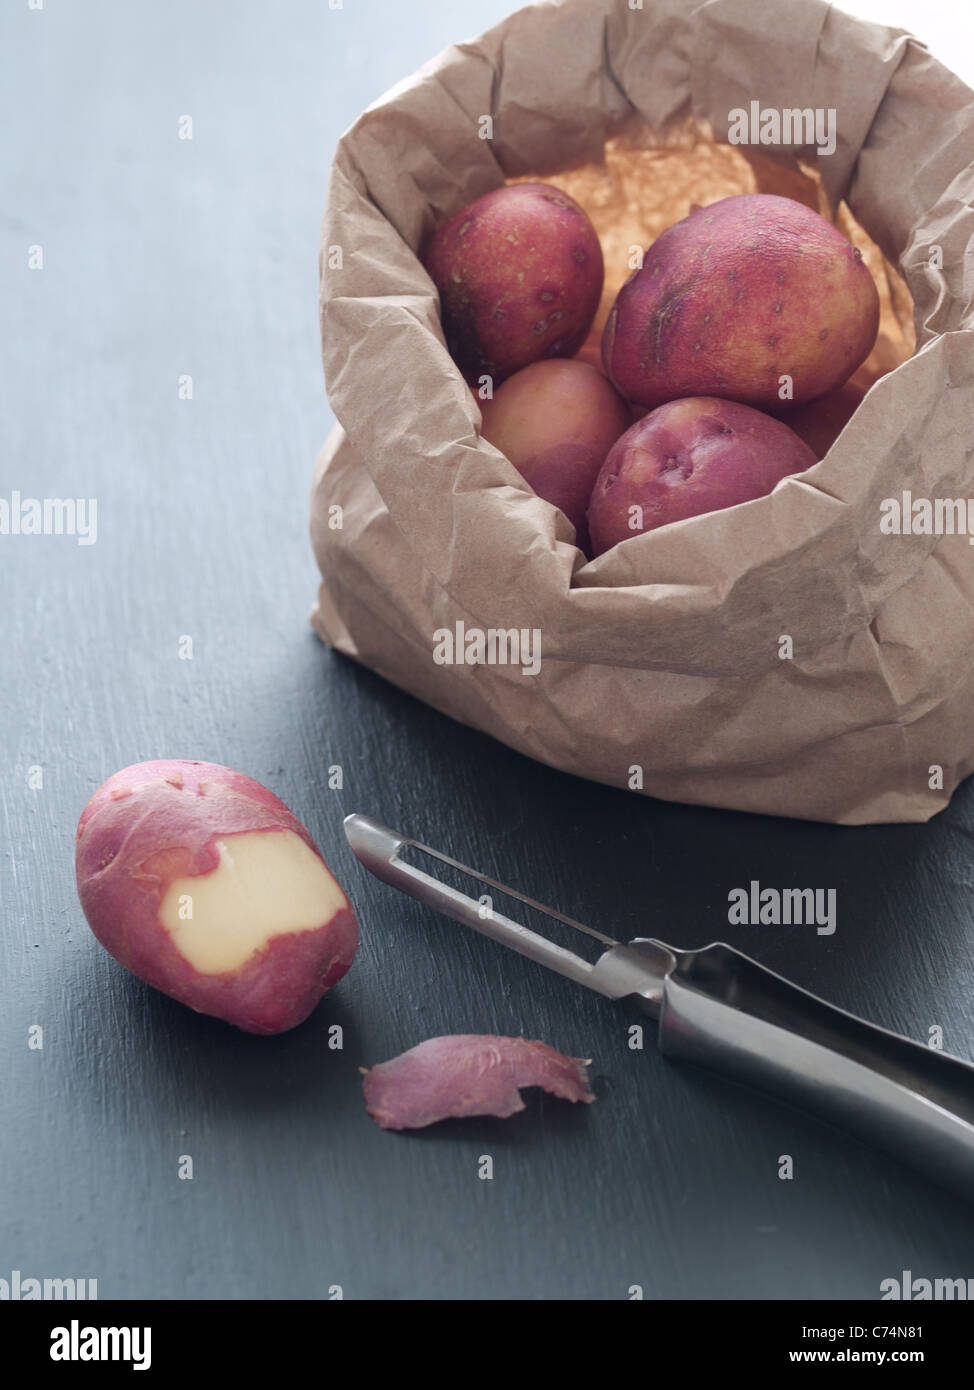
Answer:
[2,0,973,1301]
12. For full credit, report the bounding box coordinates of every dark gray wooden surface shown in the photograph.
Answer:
[2,0,973,1301]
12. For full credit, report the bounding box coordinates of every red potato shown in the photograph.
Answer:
[75,760,358,1034]
[587,396,816,556]
[602,193,880,411]
[479,359,630,554]
[424,182,603,385]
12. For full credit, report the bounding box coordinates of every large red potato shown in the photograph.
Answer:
[424,182,603,385]
[587,396,816,556]
[479,359,630,554]
[602,193,880,411]
[75,760,358,1034]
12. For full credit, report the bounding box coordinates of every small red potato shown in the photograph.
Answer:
[75,760,358,1034]
[424,182,603,385]
[480,359,630,554]
[587,396,816,556]
[602,193,880,411]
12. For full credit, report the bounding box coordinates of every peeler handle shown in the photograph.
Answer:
[654,942,974,1203]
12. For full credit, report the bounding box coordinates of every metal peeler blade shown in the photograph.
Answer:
[344,813,974,1204]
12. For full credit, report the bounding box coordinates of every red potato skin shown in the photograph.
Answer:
[424,182,603,385]
[362,1035,595,1130]
[587,396,817,555]
[479,359,630,554]
[602,193,880,411]
[75,760,359,1035]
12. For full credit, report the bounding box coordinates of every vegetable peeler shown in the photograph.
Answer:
[344,813,974,1203]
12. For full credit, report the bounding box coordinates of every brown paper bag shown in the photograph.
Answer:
[310,0,974,825]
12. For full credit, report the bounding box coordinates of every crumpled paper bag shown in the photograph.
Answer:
[310,0,974,825]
